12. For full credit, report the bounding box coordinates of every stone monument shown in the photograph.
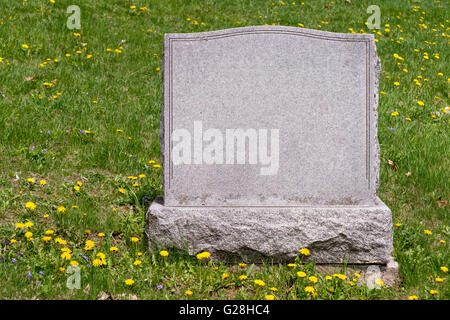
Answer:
[146,26,394,266]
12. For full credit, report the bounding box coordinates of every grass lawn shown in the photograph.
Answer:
[0,0,448,300]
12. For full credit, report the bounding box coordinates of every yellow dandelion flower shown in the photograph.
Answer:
[15,223,25,229]
[24,221,33,228]
[239,275,248,280]
[196,251,211,260]
[304,286,315,293]
[441,267,448,273]
[287,263,296,267]
[110,247,119,252]
[61,251,71,260]
[333,274,347,280]
[40,179,47,185]
[54,238,67,245]
[131,237,139,243]
[254,279,266,286]
[265,295,275,300]
[300,248,310,256]
[92,259,103,267]
[159,250,169,257]
[25,232,33,238]
[134,260,142,266]
[297,271,306,278]
[84,240,95,250]
[125,279,135,286]
[94,253,105,260]
[185,290,193,295]
[57,206,66,213]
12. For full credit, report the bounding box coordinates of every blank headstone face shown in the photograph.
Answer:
[162,26,380,206]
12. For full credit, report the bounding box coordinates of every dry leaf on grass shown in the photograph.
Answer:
[388,160,397,170]
[436,198,448,207]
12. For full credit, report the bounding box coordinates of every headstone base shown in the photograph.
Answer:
[146,196,393,264]
[315,257,400,287]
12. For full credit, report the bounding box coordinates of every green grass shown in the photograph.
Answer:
[0,0,448,300]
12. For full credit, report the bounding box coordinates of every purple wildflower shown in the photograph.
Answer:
[27,272,32,278]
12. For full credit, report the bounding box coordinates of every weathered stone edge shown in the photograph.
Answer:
[146,196,393,264]
[164,25,375,41]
